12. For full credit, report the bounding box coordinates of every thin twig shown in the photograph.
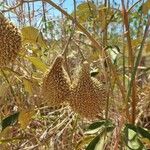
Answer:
[43,0,103,50]
[127,0,142,13]
[74,41,86,62]
[61,28,75,83]
[73,0,76,21]
[2,0,24,13]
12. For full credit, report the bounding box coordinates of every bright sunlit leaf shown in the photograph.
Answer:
[21,26,47,48]
[26,56,48,72]
[23,78,33,95]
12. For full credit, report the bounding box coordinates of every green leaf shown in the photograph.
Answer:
[86,120,115,150]
[0,2,4,7]
[136,127,150,140]
[75,135,95,150]
[126,139,145,150]
[47,21,54,30]
[86,135,100,150]
[88,120,106,130]
[126,124,150,140]
[86,120,113,135]
[123,124,148,150]
[1,112,20,131]
[26,56,48,72]
[105,126,115,132]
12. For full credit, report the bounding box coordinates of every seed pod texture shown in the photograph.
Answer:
[70,61,107,120]
[42,56,71,107]
[0,13,22,67]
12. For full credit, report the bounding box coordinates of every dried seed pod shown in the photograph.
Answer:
[0,13,22,67]
[70,61,107,120]
[41,55,71,107]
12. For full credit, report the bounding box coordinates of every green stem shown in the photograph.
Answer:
[127,16,150,105]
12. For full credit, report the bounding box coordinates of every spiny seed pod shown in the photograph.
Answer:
[42,55,71,107]
[0,13,22,67]
[70,61,107,120]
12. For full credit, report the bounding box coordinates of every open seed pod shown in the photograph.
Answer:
[70,61,107,120]
[0,13,22,67]
[41,55,71,107]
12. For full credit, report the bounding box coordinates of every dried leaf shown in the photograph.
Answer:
[18,110,35,129]
[142,0,150,15]
[97,6,114,29]
[144,42,150,53]
[23,79,33,95]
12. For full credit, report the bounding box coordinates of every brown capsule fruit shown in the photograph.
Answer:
[70,61,107,120]
[0,13,22,67]
[41,56,71,107]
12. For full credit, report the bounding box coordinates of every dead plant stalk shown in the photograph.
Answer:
[121,0,136,124]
